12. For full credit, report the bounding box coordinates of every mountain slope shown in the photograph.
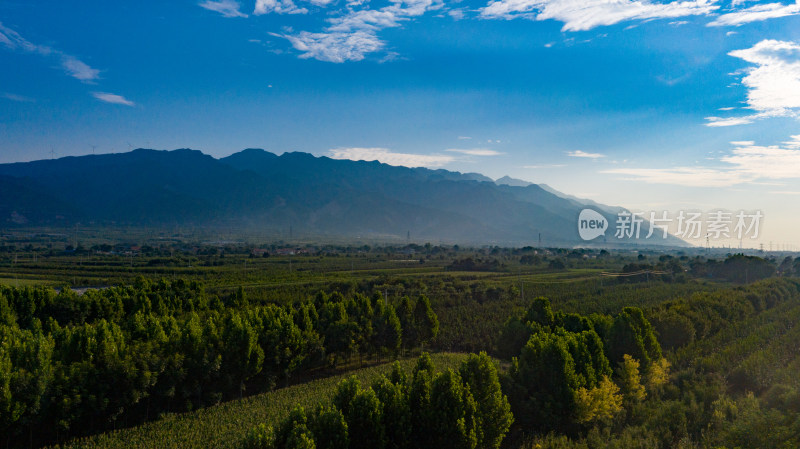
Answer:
[0,149,688,246]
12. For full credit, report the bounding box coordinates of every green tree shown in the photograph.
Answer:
[373,376,411,449]
[285,426,316,449]
[413,295,439,349]
[273,407,311,449]
[222,312,264,398]
[608,307,661,371]
[510,332,579,431]
[371,300,402,359]
[346,388,385,449]
[396,296,415,353]
[524,297,555,328]
[495,316,534,361]
[458,352,513,449]
[409,367,433,448]
[333,376,360,418]
[429,369,478,449]
[308,406,348,449]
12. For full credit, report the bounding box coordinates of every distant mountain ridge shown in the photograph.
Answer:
[0,149,688,247]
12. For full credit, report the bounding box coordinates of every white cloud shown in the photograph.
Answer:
[329,147,456,167]
[704,116,754,126]
[709,39,800,126]
[278,30,384,62]
[729,39,800,115]
[603,166,748,187]
[707,1,800,26]
[0,22,100,82]
[567,150,606,158]
[328,9,406,32]
[92,92,135,106]
[199,0,249,17]
[783,135,800,148]
[445,149,504,156]
[449,8,466,19]
[254,0,308,15]
[479,0,718,31]
[770,190,800,195]
[730,140,755,146]
[721,142,800,179]
[61,55,100,82]
[0,22,49,55]
[276,0,440,61]
[604,138,800,187]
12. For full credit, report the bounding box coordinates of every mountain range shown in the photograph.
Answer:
[0,148,687,247]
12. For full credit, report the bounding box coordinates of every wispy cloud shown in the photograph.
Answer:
[1,92,35,102]
[604,139,800,187]
[275,0,441,61]
[704,115,755,126]
[479,0,718,31]
[603,166,748,187]
[199,0,248,17]
[707,1,800,27]
[92,92,135,107]
[721,141,800,179]
[0,22,101,82]
[445,149,504,156]
[524,164,566,168]
[706,39,800,126]
[783,135,800,148]
[567,150,605,159]
[254,0,308,15]
[277,31,383,62]
[329,147,456,167]
[61,55,100,82]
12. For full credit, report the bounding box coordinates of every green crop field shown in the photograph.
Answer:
[52,353,470,449]
[2,231,799,449]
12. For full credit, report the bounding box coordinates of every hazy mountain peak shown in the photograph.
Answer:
[496,176,532,187]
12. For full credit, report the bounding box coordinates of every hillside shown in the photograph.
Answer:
[0,149,687,247]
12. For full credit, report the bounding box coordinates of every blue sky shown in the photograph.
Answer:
[2,0,800,248]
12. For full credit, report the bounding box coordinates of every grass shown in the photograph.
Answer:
[53,353,471,449]
[0,277,56,286]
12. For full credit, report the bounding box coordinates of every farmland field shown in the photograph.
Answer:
[2,233,799,449]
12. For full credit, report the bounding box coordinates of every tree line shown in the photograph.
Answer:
[244,296,671,448]
[0,278,439,448]
[245,353,513,449]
